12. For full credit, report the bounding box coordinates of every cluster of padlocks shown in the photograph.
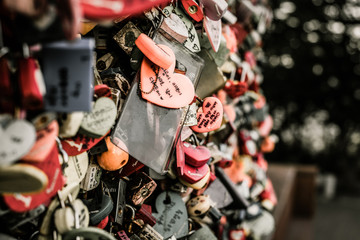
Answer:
[0,0,278,239]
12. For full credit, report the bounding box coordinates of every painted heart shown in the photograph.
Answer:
[61,131,109,156]
[152,191,188,239]
[203,16,221,52]
[182,142,211,167]
[180,163,209,184]
[160,13,189,43]
[79,97,117,138]
[3,145,65,212]
[140,45,195,109]
[0,119,36,166]
[22,120,59,162]
[191,97,223,133]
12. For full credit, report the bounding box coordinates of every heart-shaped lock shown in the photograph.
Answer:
[22,120,59,162]
[3,145,65,212]
[191,97,223,133]
[0,118,36,165]
[160,13,189,44]
[152,191,188,239]
[179,170,211,190]
[203,16,222,52]
[135,33,175,69]
[163,6,201,53]
[79,97,117,138]
[183,142,211,167]
[61,131,109,156]
[180,163,210,184]
[97,136,129,171]
[181,0,204,22]
[140,46,195,109]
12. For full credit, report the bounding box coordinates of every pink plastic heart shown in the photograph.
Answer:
[140,45,195,109]
[179,163,209,184]
[22,120,59,162]
[3,145,65,212]
[182,142,211,167]
[191,97,223,133]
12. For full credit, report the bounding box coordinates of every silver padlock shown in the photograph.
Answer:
[53,193,90,234]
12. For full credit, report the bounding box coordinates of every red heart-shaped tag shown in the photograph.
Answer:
[182,142,211,167]
[22,120,59,162]
[179,163,209,184]
[140,45,195,109]
[224,80,248,98]
[191,97,223,133]
[3,145,64,212]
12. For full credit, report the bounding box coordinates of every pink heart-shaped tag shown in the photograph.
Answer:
[182,142,211,167]
[4,145,64,212]
[140,45,195,109]
[191,97,223,133]
[22,120,59,162]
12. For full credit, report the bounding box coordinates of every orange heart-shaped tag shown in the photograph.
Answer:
[140,45,195,109]
[191,97,223,133]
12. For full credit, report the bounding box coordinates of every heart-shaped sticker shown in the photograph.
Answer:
[22,120,59,162]
[160,13,189,44]
[191,97,223,133]
[183,142,211,167]
[3,145,65,212]
[79,97,117,138]
[61,131,109,156]
[140,46,195,109]
[203,16,222,52]
[152,191,188,239]
[179,163,210,184]
[0,119,36,165]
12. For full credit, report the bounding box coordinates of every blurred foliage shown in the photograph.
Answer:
[262,0,360,194]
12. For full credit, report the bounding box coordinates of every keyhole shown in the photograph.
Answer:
[188,5,198,14]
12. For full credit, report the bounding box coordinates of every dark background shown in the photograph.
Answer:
[262,0,360,195]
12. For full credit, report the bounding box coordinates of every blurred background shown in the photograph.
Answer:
[262,0,360,239]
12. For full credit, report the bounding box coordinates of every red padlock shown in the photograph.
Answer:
[18,57,44,110]
[183,142,211,167]
[224,80,248,99]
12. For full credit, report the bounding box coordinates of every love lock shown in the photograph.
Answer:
[53,193,90,234]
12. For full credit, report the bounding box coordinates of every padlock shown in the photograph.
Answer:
[228,228,246,240]
[179,169,211,190]
[80,158,102,191]
[160,13,189,44]
[58,112,84,138]
[96,52,117,72]
[135,204,157,227]
[186,195,211,218]
[199,0,228,21]
[54,193,90,234]
[82,193,113,226]
[117,156,145,178]
[127,172,157,206]
[117,230,130,240]
[63,151,89,185]
[94,27,110,50]
[259,178,277,212]
[245,203,262,220]
[179,162,210,185]
[113,21,142,56]
[137,224,164,240]
[97,136,129,171]
[18,56,44,110]
[115,179,127,226]
[242,210,275,240]
[124,205,145,234]
[182,141,211,167]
